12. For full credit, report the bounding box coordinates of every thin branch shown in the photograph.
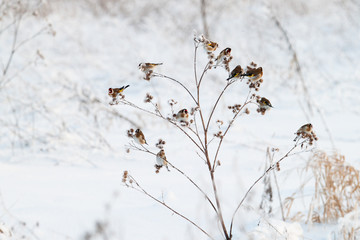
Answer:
[153,73,198,105]
[119,99,205,154]
[14,25,49,52]
[128,175,215,240]
[187,124,205,149]
[197,62,210,89]
[229,141,307,237]
[128,143,218,214]
[206,80,234,131]
[194,43,199,86]
[192,48,230,239]
[1,14,21,80]
[209,170,230,239]
[212,90,252,169]
[167,161,218,214]
[267,148,285,221]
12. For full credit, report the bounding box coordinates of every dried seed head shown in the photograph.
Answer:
[156,139,166,149]
[245,108,250,114]
[168,99,178,106]
[127,129,134,138]
[122,170,129,183]
[144,93,153,103]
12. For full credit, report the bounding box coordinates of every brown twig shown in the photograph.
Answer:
[267,147,285,221]
[212,90,252,170]
[153,73,198,105]
[229,140,308,237]
[127,175,215,240]
[206,80,234,132]
[120,99,205,154]
[128,142,218,214]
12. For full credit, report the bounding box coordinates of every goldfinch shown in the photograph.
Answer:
[296,123,313,135]
[215,48,231,67]
[138,63,163,73]
[134,129,148,145]
[294,123,315,142]
[108,85,129,101]
[245,67,263,82]
[227,65,244,80]
[258,97,273,110]
[176,109,189,123]
[204,41,218,53]
[156,149,169,171]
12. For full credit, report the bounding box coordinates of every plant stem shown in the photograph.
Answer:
[129,176,215,240]
[229,143,300,237]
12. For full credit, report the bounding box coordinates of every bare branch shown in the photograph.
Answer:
[153,73,198,105]
[212,90,252,169]
[206,80,235,132]
[128,142,218,214]
[127,175,215,240]
[119,99,205,154]
[229,140,309,237]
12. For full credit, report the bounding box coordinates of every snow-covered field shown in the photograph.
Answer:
[0,0,359,239]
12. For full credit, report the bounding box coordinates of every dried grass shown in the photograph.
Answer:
[306,151,360,224]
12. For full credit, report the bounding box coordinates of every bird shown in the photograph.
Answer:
[108,85,129,101]
[244,67,263,82]
[296,123,313,135]
[156,149,169,171]
[258,97,273,110]
[138,63,163,73]
[294,123,313,141]
[227,65,244,80]
[214,48,231,67]
[176,109,189,123]
[134,129,148,145]
[204,41,218,53]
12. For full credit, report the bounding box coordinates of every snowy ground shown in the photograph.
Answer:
[0,0,359,239]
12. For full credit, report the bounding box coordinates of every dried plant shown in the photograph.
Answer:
[306,151,360,224]
[111,33,317,239]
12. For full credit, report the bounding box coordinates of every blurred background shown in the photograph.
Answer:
[0,0,359,239]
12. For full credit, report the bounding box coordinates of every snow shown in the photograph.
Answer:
[0,0,359,239]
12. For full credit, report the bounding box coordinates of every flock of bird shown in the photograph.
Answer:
[107,43,315,172]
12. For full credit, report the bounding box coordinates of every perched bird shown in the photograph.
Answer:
[294,123,313,141]
[215,48,231,67]
[176,109,189,123]
[156,149,169,171]
[227,65,244,80]
[258,97,273,110]
[296,123,313,135]
[134,129,148,145]
[138,63,163,73]
[204,41,218,53]
[245,67,263,82]
[108,85,129,101]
